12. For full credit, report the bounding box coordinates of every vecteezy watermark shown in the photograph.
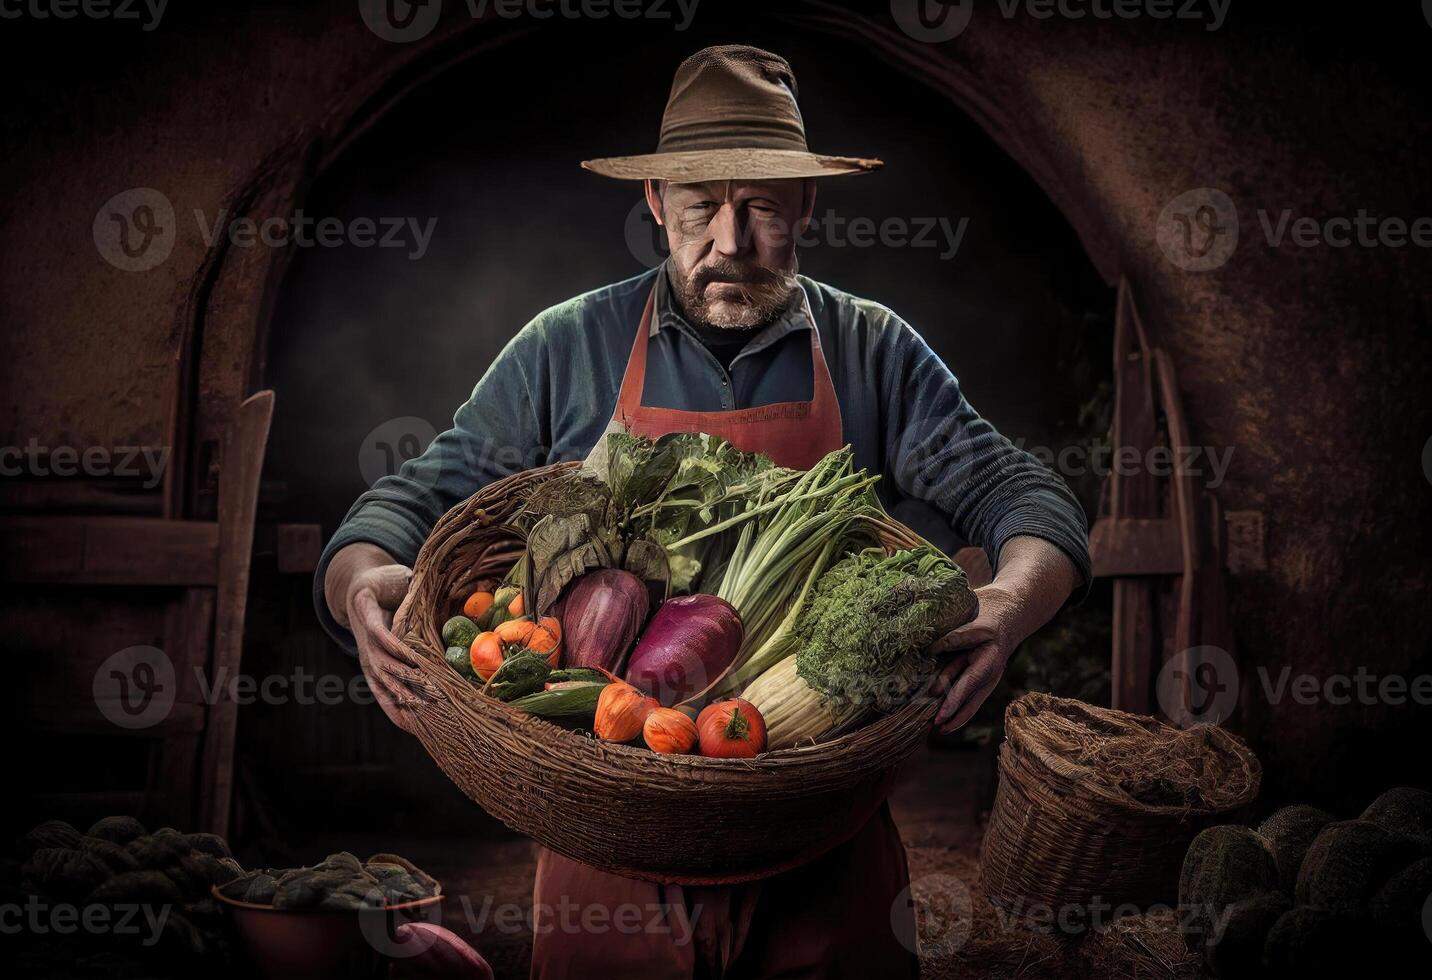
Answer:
[95,189,440,270]
[194,209,438,261]
[624,198,971,268]
[1255,666,1432,707]
[890,0,973,42]
[988,894,1243,942]
[0,897,172,945]
[93,646,178,730]
[1256,208,1432,250]
[359,416,439,488]
[460,895,702,944]
[1156,645,1240,727]
[94,188,176,272]
[890,0,1229,42]
[358,0,699,43]
[94,648,387,731]
[0,441,169,488]
[1423,435,1432,486]
[1157,187,1240,272]
[0,0,168,30]
[1159,188,1432,271]
[891,873,972,958]
[892,416,1236,500]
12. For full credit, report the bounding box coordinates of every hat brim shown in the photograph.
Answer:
[581,148,882,182]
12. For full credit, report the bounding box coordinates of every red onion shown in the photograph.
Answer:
[558,569,649,673]
[625,595,743,706]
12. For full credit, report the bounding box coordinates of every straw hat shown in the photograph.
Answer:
[582,45,882,183]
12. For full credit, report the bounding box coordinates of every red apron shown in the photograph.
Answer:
[530,285,917,979]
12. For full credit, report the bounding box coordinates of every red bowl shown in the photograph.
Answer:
[213,885,444,980]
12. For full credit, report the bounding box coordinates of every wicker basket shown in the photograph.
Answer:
[978,693,1261,916]
[391,462,948,884]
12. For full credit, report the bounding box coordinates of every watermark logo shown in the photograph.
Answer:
[0,441,169,487]
[359,0,700,42]
[1156,645,1239,727]
[0,0,168,30]
[0,897,171,945]
[625,199,667,269]
[359,416,438,488]
[1423,436,1432,486]
[1157,188,1239,272]
[358,891,444,957]
[194,209,438,260]
[892,873,972,958]
[93,646,176,730]
[1257,208,1432,250]
[890,0,973,42]
[94,188,175,272]
[359,0,444,42]
[627,199,972,268]
[1256,666,1432,707]
[892,0,1228,41]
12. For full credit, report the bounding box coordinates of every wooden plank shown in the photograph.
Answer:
[276,523,323,574]
[154,588,217,827]
[199,390,274,836]
[1108,279,1162,714]
[1153,349,1200,663]
[0,516,218,585]
[25,702,207,735]
[1090,517,1182,577]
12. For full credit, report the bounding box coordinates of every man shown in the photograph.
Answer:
[318,45,1088,978]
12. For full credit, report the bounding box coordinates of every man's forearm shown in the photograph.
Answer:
[989,535,1079,645]
[324,542,400,629]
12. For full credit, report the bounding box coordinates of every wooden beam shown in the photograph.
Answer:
[1108,279,1161,714]
[0,516,219,585]
[199,389,274,837]
[1090,517,1183,577]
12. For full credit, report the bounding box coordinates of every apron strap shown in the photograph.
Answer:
[613,289,658,427]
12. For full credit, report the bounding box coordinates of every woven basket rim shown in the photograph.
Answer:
[999,692,1261,818]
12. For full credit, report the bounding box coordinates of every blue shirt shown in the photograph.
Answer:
[315,263,1090,649]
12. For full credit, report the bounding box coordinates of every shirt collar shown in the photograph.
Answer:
[653,261,812,360]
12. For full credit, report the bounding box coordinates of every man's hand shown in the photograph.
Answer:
[930,583,1020,733]
[928,536,1079,734]
[326,543,426,733]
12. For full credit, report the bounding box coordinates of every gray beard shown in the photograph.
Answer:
[671,266,800,330]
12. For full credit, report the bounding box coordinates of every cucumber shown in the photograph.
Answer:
[441,615,480,649]
[445,645,476,680]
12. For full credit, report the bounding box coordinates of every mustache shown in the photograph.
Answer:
[688,258,786,291]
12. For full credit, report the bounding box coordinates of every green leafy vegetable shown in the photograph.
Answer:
[526,511,616,614]
[486,651,553,702]
[795,546,976,709]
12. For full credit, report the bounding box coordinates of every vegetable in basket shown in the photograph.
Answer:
[509,680,609,720]
[594,680,660,741]
[695,698,767,758]
[468,615,562,680]
[643,707,699,754]
[624,594,743,705]
[556,568,649,673]
[741,546,976,749]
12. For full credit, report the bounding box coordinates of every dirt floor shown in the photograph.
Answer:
[342,744,1201,980]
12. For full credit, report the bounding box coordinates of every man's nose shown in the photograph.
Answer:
[707,204,748,257]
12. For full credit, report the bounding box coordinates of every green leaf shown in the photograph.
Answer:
[527,512,614,613]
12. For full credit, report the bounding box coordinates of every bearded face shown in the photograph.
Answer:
[652,178,812,329]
